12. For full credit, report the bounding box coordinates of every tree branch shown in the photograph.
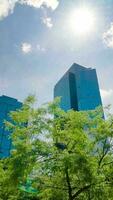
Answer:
[102,161,113,168]
[98,139,110,167]
[72,185,91,199]
[72,179,112,199]
[65,166,73,200]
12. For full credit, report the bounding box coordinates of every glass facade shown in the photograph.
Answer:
[0,95,22,158]
[54,63,102,112]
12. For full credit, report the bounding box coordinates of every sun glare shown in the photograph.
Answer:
[69,7,96,35]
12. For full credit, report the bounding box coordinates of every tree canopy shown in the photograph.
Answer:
[0,96,113,200]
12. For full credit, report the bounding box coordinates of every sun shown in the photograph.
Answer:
[69,7,96,35]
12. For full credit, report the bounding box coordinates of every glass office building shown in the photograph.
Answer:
[0,95,22,158]
[54,63,102,112]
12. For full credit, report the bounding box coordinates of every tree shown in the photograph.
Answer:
[0,96,113,200]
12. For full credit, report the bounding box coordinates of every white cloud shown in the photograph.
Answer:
[43,0,59,10]
[36,44,46,52]
[0,0,59,20]
[100,89,113,99]
[100,89,113,114]
[103,23,113,48]
[100,89,113,110]
[20,0,59,10]
[0,0,17,20]
[21,43,46,54]
[21,42,32,54]
[42,17,53,28]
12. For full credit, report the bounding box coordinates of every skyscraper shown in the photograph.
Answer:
[54,63,102,112]
[0,95,22,158]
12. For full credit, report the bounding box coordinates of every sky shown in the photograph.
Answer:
[0,0,113,111]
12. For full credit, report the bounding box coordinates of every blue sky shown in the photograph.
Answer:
[0,0,113,111]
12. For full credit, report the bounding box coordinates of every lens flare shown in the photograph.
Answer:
[69,7,96,35]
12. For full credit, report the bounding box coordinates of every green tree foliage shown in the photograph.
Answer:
[0,96,113,199]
